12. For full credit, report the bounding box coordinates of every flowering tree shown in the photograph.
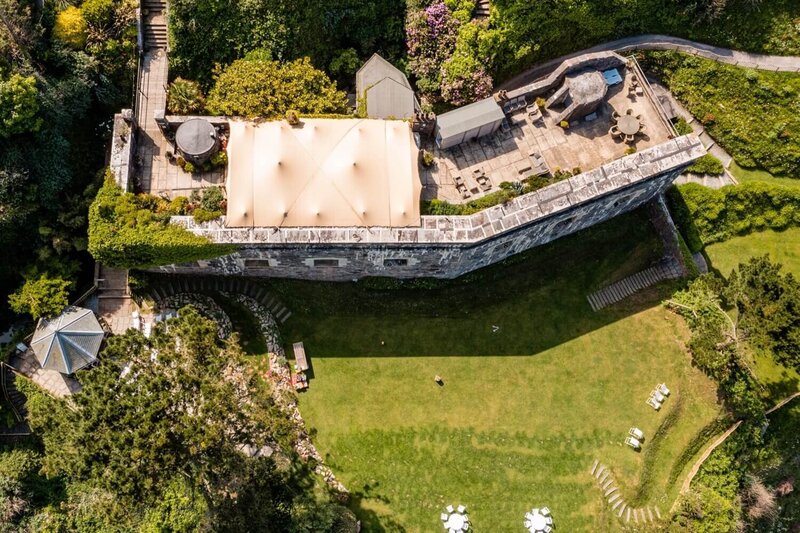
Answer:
[406,2,494,106]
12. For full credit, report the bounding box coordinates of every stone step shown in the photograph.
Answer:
[280,311,291,323]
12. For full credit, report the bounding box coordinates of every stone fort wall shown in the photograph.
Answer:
[152,135,704,281]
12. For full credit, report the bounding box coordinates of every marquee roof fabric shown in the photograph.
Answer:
[225,119,422,228]
[31,307,104,375]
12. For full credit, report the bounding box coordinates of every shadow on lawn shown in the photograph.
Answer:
[264,207,679,358]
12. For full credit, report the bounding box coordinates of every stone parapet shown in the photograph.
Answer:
[109,110,136,192]
[177,134,704,247]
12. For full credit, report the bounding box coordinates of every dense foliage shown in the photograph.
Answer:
[88,177,234,268]
[167,77,205,115]
[646,52,800,177]
[206,53,348,118]
[4,308,353,531]
[7,275,71,320]
[687,154,724,176]
[1,0,137,324]
[168,0,407,87]
[667,182,800,253]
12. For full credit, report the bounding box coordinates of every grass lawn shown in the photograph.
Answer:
[265,210,722,531]
[705,228,800,278]
[729,162,800,190]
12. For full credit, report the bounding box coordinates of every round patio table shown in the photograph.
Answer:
[445,513,466,531]
[617,115,640,136]
[529,513,546,531]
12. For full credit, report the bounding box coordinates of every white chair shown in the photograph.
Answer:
[625,436,641,449]
[544,526,553,533]
[658,383,670,396]
[545,516,553,525]
[446,505,454,513]
[457,504,466,513]
[629,427,644,440]
[647,397,662,410]
[653,390,665,402]
[441,513,449,521]
[540,507,550,516]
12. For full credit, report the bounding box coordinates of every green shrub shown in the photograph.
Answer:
[667,182,800,251]
[420,150,434,168]
[210,151,227,167]
[169,196,189,215]
[674,117,693,136]
[624,146,637,155]
[192,207,223,223]
[200,186,225,211]
[183,162,195,173]
[206,54,348,118]
[167,78,205,115]
[688,154,725,175]
[8,275,71,319]
[0,73,42,137]
[421,189,516,216]
[81,0,114,30]
[88,174,234,268]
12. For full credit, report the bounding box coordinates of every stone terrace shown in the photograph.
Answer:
[421,67,672,204]
[178,134,704,245]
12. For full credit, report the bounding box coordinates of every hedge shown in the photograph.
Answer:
[88,176,235,269]
[667,182,800,253]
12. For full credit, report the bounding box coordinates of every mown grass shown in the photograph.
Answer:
[705,228,800,278]
[262,210,722,531]
[729,161,800,190]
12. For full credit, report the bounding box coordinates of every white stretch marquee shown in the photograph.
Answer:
[225,119,422,228]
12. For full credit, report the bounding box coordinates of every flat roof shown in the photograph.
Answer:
[225,119,422,228]
[436,97,506,140]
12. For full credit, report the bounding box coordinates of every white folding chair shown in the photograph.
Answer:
[457,505,466,513]
[541,507,550,516]
[446,505,454,513]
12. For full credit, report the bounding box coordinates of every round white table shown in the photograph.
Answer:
[445,513,466,530]
[530,513,546,531]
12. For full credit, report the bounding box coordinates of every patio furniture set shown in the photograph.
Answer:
[628,74,645,97]
[609,108,646,144]
[455,169,492,199]
[625,427,645,450]
[524,507,553,533]
[291,341,309,390]
[440,504,555,532]
[646,383,670,411]
[441,505,469,532]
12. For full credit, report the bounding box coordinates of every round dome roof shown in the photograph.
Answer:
[175,118,217,156]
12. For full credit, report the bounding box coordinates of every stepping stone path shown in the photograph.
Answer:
[590,459,662,525]
[586,259,682,311]
[144,276,292,323]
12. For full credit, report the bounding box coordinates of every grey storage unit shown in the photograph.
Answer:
[356,54,419,119]
[435,97,506,149]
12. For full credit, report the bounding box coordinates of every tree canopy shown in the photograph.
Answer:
[7,274,71,319]
[17,307,353,531]
[206,53,348,118]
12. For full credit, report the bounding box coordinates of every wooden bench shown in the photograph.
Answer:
[292,342,309,372]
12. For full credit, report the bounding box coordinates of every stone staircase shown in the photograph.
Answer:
[586,260,683,312]
[145,276,293,323]
[590,460,662,525]
[0,364,31,438]
[475,0,490,18]
[141,0,168,50]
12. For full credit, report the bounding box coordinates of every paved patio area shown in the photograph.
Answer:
[136,49,225,197]
[422,68,672,204]
[9,349,82,398]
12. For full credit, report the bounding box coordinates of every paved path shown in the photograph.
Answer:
[499,34,800,92]
[96,265,133,335]
[590,460,661,524]
[8,349,82,398]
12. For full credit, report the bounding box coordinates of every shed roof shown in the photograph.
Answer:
[356,53,412,93]
[356,54,416,119]
[436,97,506,140]
[225,118,422,228]
[31,307,104,375]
